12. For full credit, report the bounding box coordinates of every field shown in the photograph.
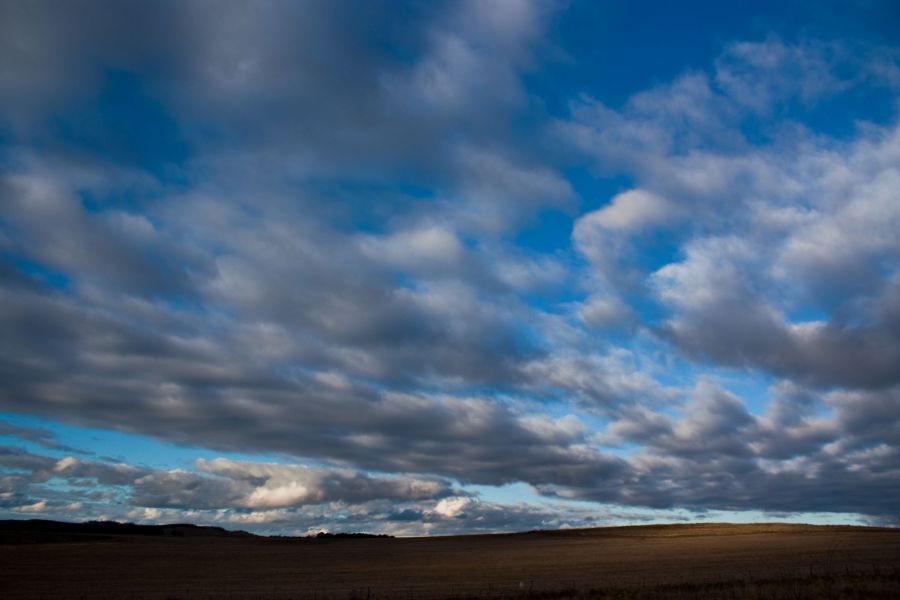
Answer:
[2,523,899,599]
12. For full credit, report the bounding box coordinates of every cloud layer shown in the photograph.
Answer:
[1,1,899,532]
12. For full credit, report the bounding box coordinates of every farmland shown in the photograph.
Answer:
[2,522,899,599]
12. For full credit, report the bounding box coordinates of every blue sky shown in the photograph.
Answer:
[1,0,899,535]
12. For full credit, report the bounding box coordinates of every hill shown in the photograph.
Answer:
[0,518,255,544]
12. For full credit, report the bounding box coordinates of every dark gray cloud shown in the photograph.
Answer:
[0,445,56,474]
[0,420,82,453]
[0,0,558,182]
[603,382,757,459]
[0,269,622,489]
[562,380,900,517]
[653,237,900,389]
[1,174,208,297]
[520,351,675,413]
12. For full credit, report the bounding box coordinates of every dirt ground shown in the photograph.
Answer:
[2,523,899,599]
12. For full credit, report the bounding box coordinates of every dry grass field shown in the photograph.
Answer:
[2,523,899,599]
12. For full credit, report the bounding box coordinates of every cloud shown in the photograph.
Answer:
[521,350,673,413]
[1,5,899,529]
[49,456,145,486]
[360,225,464,271]
[580,189,677,233]
[0,420,80,453]
[2,445,454,517]
[713,37,853,111]
[562,36,900,390]
[451,145,575,232]
[572,188,680,287]
[432,496,473,518]
[0,445,635,535]
[195,458,450,508]
[1,174,205,297]
[562,379,900,516]
[577,295,635,330]
[0,1,574,470]
[13,500,47,513]
[652,236,900,389]
[0,264,622,486]
[605,381,757,458]
[0,446,56,474]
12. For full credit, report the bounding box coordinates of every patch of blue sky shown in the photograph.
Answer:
[591,440,642,460]
[562,168,634,215]
[150,294,210,320]
[303,178,439,233]
[76,184,165,216]
[534,2,751,114]
[462,489,705,526]
[711,371,776,416]
[792,75,900,136]
[513,207,573,256]
[0,412,314,471]
[543,398,604,422]
[643,351,775,417]
[622,294,672,333]
[464,481,540,506]
[6,256,71,293]
[705,510,873,527]
[784,304,833,326]
[632,229,686,276]
[557,1,900,111]
[543,498,873,528]
[626,349,694,398]
[48,69,189,182]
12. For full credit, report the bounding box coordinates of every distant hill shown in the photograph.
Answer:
[311,531,393,539]
[0,519,255,544]
[0,519,394,545]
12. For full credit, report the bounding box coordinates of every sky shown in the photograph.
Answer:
[1,0,899,536]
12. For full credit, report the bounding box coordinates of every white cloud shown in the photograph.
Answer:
[582,189,676,232]
[246,482,314,509]
[360,225,464,270]
[14,500,47,513]
[578,295,634,330]
[432,496,474,518]
[127,507,162,522]
[223,509,290,525]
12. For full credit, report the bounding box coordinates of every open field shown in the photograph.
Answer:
[2,523,899,599]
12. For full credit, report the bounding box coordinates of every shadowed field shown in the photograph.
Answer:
[2,523,899,599]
